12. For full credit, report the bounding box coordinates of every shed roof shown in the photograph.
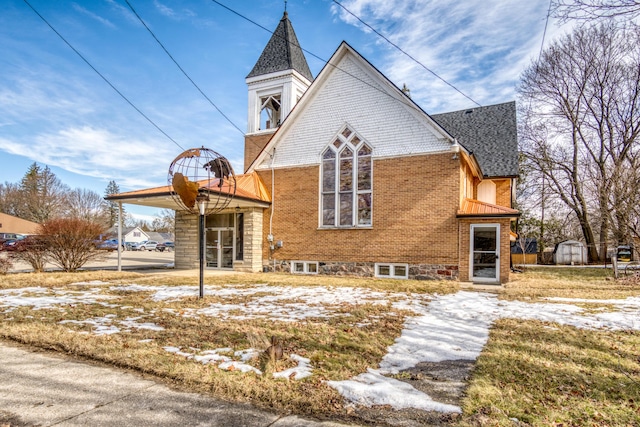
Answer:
[457,198,520,218]
[432,101,518,178]
[246,11,313,82]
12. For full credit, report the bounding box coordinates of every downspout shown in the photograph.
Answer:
[269,148,276,271]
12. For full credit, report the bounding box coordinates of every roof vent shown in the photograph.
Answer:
[465,109,473,114]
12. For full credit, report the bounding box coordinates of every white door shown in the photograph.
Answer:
[470,224,500,283]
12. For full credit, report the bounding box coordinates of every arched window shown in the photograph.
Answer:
[321,126,372,227]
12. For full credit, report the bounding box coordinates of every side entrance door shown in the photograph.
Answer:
[470,224,500,283]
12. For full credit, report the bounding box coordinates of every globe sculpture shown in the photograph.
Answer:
[168,147,236,298]
[167,147,236,215]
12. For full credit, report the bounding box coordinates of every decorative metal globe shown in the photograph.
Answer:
[167,147,236,215]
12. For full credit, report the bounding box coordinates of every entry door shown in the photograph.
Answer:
[206,228,234,269]
[471,224,500,283]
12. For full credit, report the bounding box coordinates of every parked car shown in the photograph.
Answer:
[130,240,158,251]
[156,241,174,252]
[0,239,18,251]
[95,239,124,251]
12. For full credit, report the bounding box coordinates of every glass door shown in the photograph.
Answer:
[206,228,235,269]
[471,224,500,283]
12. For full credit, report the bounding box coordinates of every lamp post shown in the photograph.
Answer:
[197,193,209,299]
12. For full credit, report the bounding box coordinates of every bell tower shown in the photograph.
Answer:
[244,11,313,171]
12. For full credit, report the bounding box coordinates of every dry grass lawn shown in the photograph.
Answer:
[0,267,638,426]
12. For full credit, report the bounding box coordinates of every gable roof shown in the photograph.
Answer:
[431,101,518,178]
[246,11,313,82]
[247,41,469,172]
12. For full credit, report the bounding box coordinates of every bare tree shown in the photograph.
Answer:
[552,0,640,22]
[519,23,640,262]
[65,188,109,226]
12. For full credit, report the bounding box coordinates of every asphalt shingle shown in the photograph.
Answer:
[432,101,518,178]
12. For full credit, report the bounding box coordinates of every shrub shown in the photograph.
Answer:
[39,218,106,272]
[0,255,12,275]
[10,235,49,273]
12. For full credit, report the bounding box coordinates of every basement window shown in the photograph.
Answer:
[291,261,319,274]
[375,263,409,279]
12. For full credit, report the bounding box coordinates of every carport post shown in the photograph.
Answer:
[117,202,123,272]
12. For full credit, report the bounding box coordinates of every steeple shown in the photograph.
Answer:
[244,10,314,170]
[247,11,313,82]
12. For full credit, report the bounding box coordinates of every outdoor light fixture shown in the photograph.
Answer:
[451,140,461,160]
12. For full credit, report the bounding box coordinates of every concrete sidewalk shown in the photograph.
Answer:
[0,343,355,427]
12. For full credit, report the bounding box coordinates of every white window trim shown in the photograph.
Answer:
[375,263,409,279]
[469,223,501,283]
[291,261,319,274]
[319,125,373,229]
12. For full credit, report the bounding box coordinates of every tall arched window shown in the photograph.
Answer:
[321,126,372,227]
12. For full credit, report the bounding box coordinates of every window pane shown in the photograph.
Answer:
[342,128,352,139]
[351,135,361,145]
[323,194,335,226]
[235,213,243,261]
[333,139,342,149]
[473,227,497,251]
[357,156,371,190]
[323,159,335,192]
[294,262,304,272]
[394,265,407,277]
[307,263,318,273]
[323,149,335,160]
[339,192,353,226]
[378,265,390,276]
[358,144,372,156]
[340,146,353,158]
[358,193,371,225]
[340,158,353,191]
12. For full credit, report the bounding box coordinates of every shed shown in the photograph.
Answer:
[553,240,587,265]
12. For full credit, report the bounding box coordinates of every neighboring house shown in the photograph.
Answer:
[107,11,519,284]
[511,238,538,265]
[105,226,149,245]
[0,212,40,236]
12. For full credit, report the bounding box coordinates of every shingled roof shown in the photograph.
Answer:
[247,11,313,82]
[432,101,518,178]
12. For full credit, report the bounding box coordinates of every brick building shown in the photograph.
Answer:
[108,12,519,284]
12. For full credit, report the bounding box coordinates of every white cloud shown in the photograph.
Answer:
[333,0,570,112]
[0,127,174,189]
[72,3,116,29]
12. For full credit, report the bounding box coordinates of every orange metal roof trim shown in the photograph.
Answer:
[106,172,271,203]
[457,198,520,217]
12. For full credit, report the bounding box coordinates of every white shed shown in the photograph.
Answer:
[553,240,588,265]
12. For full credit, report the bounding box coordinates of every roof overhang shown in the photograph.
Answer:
[105,172,271,211]
[457,198,520,219]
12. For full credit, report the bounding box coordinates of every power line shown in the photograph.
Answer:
[124,0,245,135]
[539,0,553,61]
[331,0,482,108]
[208,0,435,117]
[22,0,185,152]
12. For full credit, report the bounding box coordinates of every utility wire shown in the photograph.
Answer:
[539,0,553,61]
[22,0,185,151]
[124,0,245,135]
[332,0,482,108]
[209,0,435,117]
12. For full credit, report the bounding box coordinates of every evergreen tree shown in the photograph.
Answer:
[104,180,124,228]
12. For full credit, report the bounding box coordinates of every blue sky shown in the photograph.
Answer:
[0,0,567,221]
